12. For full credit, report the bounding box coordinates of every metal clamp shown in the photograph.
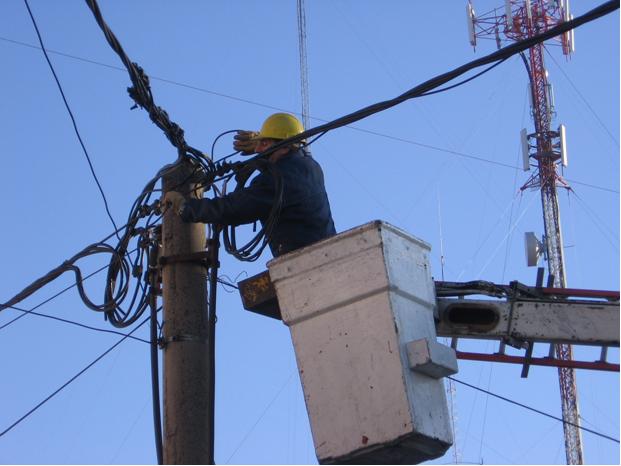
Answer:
[158,251,217,269]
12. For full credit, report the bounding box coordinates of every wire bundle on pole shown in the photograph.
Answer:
[0,177,162,328]
[83,0,212,171]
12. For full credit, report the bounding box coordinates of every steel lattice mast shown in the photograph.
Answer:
[467,1,582,463]
[297,0,311,130]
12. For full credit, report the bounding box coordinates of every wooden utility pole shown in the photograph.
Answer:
[161,160,212,464]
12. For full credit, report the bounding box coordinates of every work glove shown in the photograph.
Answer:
[162,191,186,216]
[233,130,260,155]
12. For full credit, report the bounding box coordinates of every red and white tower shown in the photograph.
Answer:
[467,1,582,464]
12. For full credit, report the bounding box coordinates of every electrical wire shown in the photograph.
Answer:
[1,38,618,194]
[419,57,509,97]
[544,45,620,149]
[570,190,620,252]
[225,371,296,464]
[0,314,152,439]
[206,228,221,465]
[0,160,169,329]
[23,0,120,236]
[448,376,620,444]
[0,260,112,331]
[219,158,284,262]
[2,303,150,344]
[147,239,163,465]
[211,129,242,163]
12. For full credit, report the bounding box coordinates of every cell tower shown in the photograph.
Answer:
[467,1,583,464]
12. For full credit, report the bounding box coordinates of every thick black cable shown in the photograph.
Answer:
[419,57,508,97]
[0,315,151,439]
[147,241,163,465]
[0,261,111,330]
[0,243,125,315]
[448,376,620,444]
[83,0,213,171]
[207,228,221,465]
[23,0,120,236]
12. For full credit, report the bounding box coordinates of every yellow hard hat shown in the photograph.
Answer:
[257,113,305,140]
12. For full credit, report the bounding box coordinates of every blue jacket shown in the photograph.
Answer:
[181,148,336,257]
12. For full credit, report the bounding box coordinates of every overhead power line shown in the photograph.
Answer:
[449,377,620,444]
[1,39,617,194]
[23,0,120,235]
[2,303,150,344]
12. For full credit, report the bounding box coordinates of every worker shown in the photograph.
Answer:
[164,113,336,257]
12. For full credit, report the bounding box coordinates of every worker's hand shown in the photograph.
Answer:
[162,191,186,216]
[233,130,260,155]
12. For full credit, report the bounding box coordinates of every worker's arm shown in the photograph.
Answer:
[180,171,275,226]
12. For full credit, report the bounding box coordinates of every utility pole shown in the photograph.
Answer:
[161,160,212,464]
[467,1,582,463]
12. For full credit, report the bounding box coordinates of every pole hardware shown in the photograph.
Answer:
[158,251,216,269]
[159,334,208,349]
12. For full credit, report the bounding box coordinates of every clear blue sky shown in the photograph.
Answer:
[0,1,618,464]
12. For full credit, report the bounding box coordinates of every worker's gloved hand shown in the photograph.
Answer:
[233,130,260,155]
[162,191,186,216]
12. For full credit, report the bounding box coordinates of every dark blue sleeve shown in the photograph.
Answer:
[181,171,275,225]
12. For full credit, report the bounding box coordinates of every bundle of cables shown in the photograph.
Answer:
[221,158,284,262]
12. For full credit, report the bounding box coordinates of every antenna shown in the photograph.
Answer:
[525,0,532,21]
[559,124,568,167]
[562,0,575,55]
[524,232,544,266]
[467,2,477,47]
[505,0,513,31]
[568,14,575,53]
[521,129,531,171]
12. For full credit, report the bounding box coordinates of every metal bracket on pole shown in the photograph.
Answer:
[158,251,216,268]
[159,334,207,349]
